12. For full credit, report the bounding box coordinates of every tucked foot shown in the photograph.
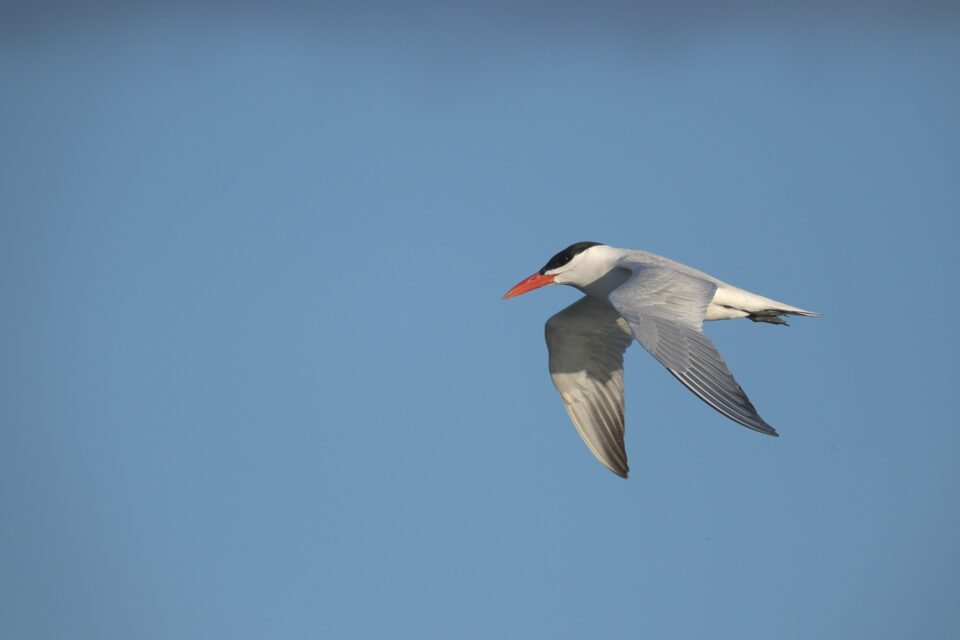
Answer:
[748,310,790,325]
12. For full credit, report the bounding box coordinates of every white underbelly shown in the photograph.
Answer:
[705,284,782,321]
[705,302,749,321]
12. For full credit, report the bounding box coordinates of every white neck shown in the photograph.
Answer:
[556,245,631,299]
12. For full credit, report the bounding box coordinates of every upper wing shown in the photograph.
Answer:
[608,260,778,436]
[545,296,636,478]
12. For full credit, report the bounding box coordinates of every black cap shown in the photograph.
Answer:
[539,242,603,275]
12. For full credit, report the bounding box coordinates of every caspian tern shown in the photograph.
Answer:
[503,242,818,478]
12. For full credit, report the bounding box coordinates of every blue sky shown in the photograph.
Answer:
[2,5,958,639]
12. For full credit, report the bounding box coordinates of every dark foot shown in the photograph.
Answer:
[748,311,789,325]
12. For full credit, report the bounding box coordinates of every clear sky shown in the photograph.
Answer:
[2,4,958,639]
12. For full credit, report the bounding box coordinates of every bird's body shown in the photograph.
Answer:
[504,242,818,478]
[552,244,810,320]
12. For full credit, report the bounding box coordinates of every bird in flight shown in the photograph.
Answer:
[503,242,818,478]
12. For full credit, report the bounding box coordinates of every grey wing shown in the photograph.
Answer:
[545,296,636,478]
[608,262,777,436]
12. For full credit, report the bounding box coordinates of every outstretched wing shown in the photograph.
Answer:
[608,261,777,436]
[545,296,636,478]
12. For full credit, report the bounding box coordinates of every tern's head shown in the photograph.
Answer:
[502,242,608,299]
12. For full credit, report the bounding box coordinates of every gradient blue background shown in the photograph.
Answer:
[2,4,958,638]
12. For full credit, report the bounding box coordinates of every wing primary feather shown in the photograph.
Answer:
[545,297,634,478]
[608,259,779,437]
[673,370,777,435]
